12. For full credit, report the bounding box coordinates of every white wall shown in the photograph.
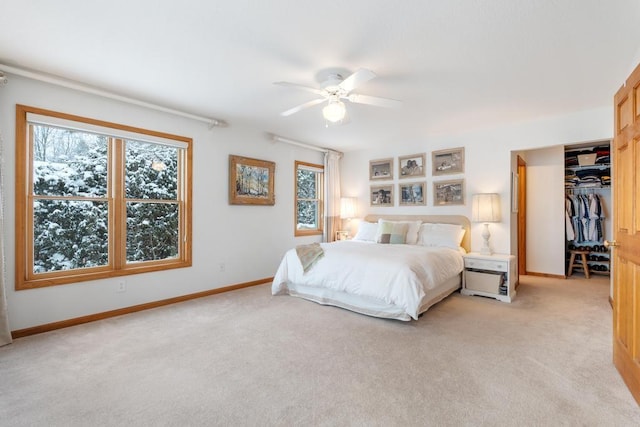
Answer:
[628,47,640,75]
[521,146,566,275]
[342,107,613,259]
[1,75,323,330]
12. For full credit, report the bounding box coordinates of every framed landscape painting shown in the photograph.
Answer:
[432,147,465,176]
[229,155,275,205]
[433,179,465,206]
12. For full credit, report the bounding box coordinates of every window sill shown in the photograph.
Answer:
[17,260,192,290]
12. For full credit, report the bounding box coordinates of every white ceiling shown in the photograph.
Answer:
[1,0,639,152]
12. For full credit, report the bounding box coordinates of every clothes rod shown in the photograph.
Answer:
[566,186,609,193]
[268,133,329,153]
[0,64,226,128]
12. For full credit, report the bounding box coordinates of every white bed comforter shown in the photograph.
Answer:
[272,241,464,319]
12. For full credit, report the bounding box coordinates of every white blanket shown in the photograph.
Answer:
[272,241,464,319]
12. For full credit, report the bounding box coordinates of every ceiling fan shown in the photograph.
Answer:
[274,68,402,123]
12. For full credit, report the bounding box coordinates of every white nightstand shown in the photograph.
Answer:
[461,253,517,303]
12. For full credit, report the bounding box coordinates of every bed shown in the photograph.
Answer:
[272,215,470,321]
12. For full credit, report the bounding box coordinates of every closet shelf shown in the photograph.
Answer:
[565,164,610,171]
[589,260,610,264]
[565,185,610,190]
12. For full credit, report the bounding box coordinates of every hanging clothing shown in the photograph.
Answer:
[565,197,575,241]
[565,193,605,243]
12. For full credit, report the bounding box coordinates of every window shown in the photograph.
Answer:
[15,105,192,289]
[295,161,324,236]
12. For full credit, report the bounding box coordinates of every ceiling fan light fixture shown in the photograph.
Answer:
[322,99,346,123]
[276,68,400,122]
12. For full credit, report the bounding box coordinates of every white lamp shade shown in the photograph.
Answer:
[322,99,346,122]
[471,193,501,223]
[340,197,358,219]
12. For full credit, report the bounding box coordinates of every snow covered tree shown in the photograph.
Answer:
[32,130,109,272]
[296,167,320,230]
[31,126,180,272]
[124,140,179,262]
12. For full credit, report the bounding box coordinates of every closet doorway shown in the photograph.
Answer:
[515,142,609,278]
[564,142,611,278]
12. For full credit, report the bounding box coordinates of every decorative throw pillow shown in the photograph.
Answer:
[375,220,409,244]
[419,223,466,249]
[352,221,378,242]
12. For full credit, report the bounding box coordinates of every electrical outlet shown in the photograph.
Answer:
[218,263,225,272]
[116,281,126,293]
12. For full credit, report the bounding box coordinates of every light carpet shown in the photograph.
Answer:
[0,275,638,426]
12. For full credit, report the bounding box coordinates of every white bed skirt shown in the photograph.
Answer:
[282,274,461,321]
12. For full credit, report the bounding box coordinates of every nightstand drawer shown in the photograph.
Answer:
[464,258,508,272]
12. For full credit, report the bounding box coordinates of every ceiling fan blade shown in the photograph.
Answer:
[347,93,403,108]
[339,68,376,93]
[280,98,326,116]
[274,81,326,96]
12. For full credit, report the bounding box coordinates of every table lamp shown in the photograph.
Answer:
[340,197,358,238]
[471,193,501,255]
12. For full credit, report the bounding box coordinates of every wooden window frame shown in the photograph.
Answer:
[294,160,324,237]
[15,105,193,290]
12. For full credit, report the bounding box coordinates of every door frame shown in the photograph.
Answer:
[517,156,527,278]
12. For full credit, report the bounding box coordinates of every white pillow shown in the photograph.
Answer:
[391,220,422,244]
[418,223,466,249]
[352,221,378,242]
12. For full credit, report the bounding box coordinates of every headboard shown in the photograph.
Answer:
[363,214,471,253]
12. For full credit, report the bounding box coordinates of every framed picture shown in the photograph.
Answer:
[229,155,275,205]
[399,182,426,206]
[398,153,426,179]
[432,147,465,176]
[369,158,393,180]
[433,179,465,206]
[336,230,349,241]
[370,184,394,207]
[511,172,519,213]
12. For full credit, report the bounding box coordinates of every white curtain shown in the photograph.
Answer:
[0,128,12,346]
[323,150,342,242]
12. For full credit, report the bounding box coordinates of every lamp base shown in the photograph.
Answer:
[479,246,493,256]
[480,223,493,255]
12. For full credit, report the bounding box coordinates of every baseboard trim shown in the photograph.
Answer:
[525,272,567,279]
[11,277,273,339]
